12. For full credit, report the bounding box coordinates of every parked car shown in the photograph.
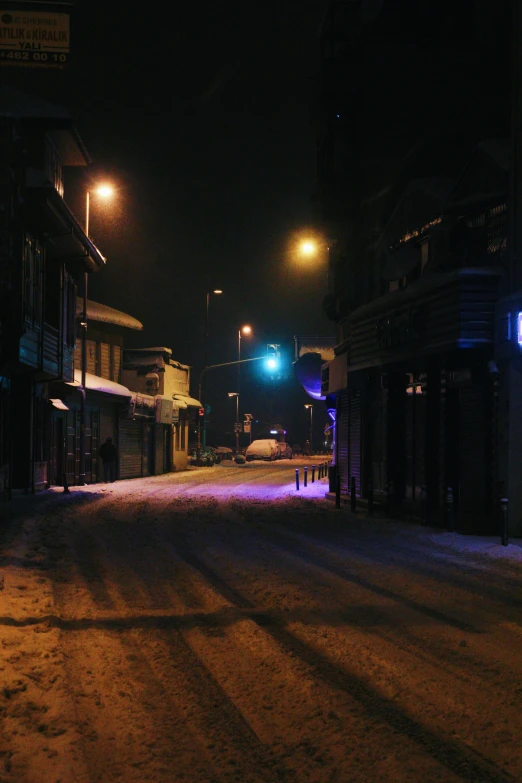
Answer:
[188,447,218,466]
[214,446,233,460]
[245,438,279,461]
[276,442,293,459]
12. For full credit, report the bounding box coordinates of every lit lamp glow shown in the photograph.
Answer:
[300,239,316,256]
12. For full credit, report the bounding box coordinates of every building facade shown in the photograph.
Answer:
[0,86,105,497]
[315,1,513,533]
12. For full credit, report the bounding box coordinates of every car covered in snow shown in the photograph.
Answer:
[245,438,279,461]
[275,442,293,459]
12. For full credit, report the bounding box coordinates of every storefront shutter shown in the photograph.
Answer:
[337,391,350,493]
[119,419,143,478]
[349,391,361,496]
[458,384,489,531]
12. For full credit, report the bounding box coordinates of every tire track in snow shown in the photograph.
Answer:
[53,505,298,782]
[170,535,517,783]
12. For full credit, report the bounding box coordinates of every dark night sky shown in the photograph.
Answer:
[5,0,334,445]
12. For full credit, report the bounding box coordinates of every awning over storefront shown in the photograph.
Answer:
[66,370,132,398]
[173,393,202,408]
[49,398,69,410]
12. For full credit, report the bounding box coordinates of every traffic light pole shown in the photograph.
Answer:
[197,356,269,461]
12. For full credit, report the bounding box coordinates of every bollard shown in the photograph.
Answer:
[350,476,356,512]
[500,497,509,546]
[62,472,70,494]
[335,474,341,509]
[420,484,427,524]
[295,468,299,491]
[318,463,322,479]
[304,466,308,487]
[446,487,454,532]
[312,465,316,483]
[387,479,394,516]
[367,477,373,516]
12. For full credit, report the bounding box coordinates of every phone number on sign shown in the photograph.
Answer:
[0,49,69,66]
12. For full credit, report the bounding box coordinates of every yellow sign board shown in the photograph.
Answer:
[0,9,70,68]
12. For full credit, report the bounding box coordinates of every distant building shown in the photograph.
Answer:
[122,347,201,473]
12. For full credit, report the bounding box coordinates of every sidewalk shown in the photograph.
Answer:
[323,489,522,566]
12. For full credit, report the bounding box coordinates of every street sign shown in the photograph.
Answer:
[234,423,242,433]
[243,422,251,433]
[0,9,71,69]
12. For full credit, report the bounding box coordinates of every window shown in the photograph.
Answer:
[421,241,429,273]
[44,138,64,196]
[23,233,43,329]
[65,274,75,348]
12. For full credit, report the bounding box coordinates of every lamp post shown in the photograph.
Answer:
[228,392,239,452]
[237,324,252,453]
[79,184,113,486]
[304,404,313,456]
[197,289,222,460]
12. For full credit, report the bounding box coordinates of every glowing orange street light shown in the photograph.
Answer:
[300,239,317,256]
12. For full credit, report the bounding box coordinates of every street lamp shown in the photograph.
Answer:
[304,404,313,456]
[79,184,114,485]
[197,289,223,459]
[228,393,239,449]
[237,324,252,452]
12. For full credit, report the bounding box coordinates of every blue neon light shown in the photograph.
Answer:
[517,312,522,346]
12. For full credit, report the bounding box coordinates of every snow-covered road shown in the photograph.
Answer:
[2,459,522,782]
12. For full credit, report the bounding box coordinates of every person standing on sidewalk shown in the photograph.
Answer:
[99,437,118,483]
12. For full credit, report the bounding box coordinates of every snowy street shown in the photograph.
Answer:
[2,458,522,782]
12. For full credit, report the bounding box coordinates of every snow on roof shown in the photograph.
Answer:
[75,300,143,331]
[123,355,166,370]
[66,370,132,398]
[173,393,202,408]
[127,347,172,355]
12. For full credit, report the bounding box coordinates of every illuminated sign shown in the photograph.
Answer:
[517,312,522,346]
[0,9,70,68]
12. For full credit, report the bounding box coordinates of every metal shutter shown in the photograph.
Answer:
[86,339,96,375]
[349,391,361,497]
[112,345,121,382]
[458,384,488,530]
[154,424,164,475]
[119,419,143,478]
[337,391,350,493]
[100,343,110,379]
